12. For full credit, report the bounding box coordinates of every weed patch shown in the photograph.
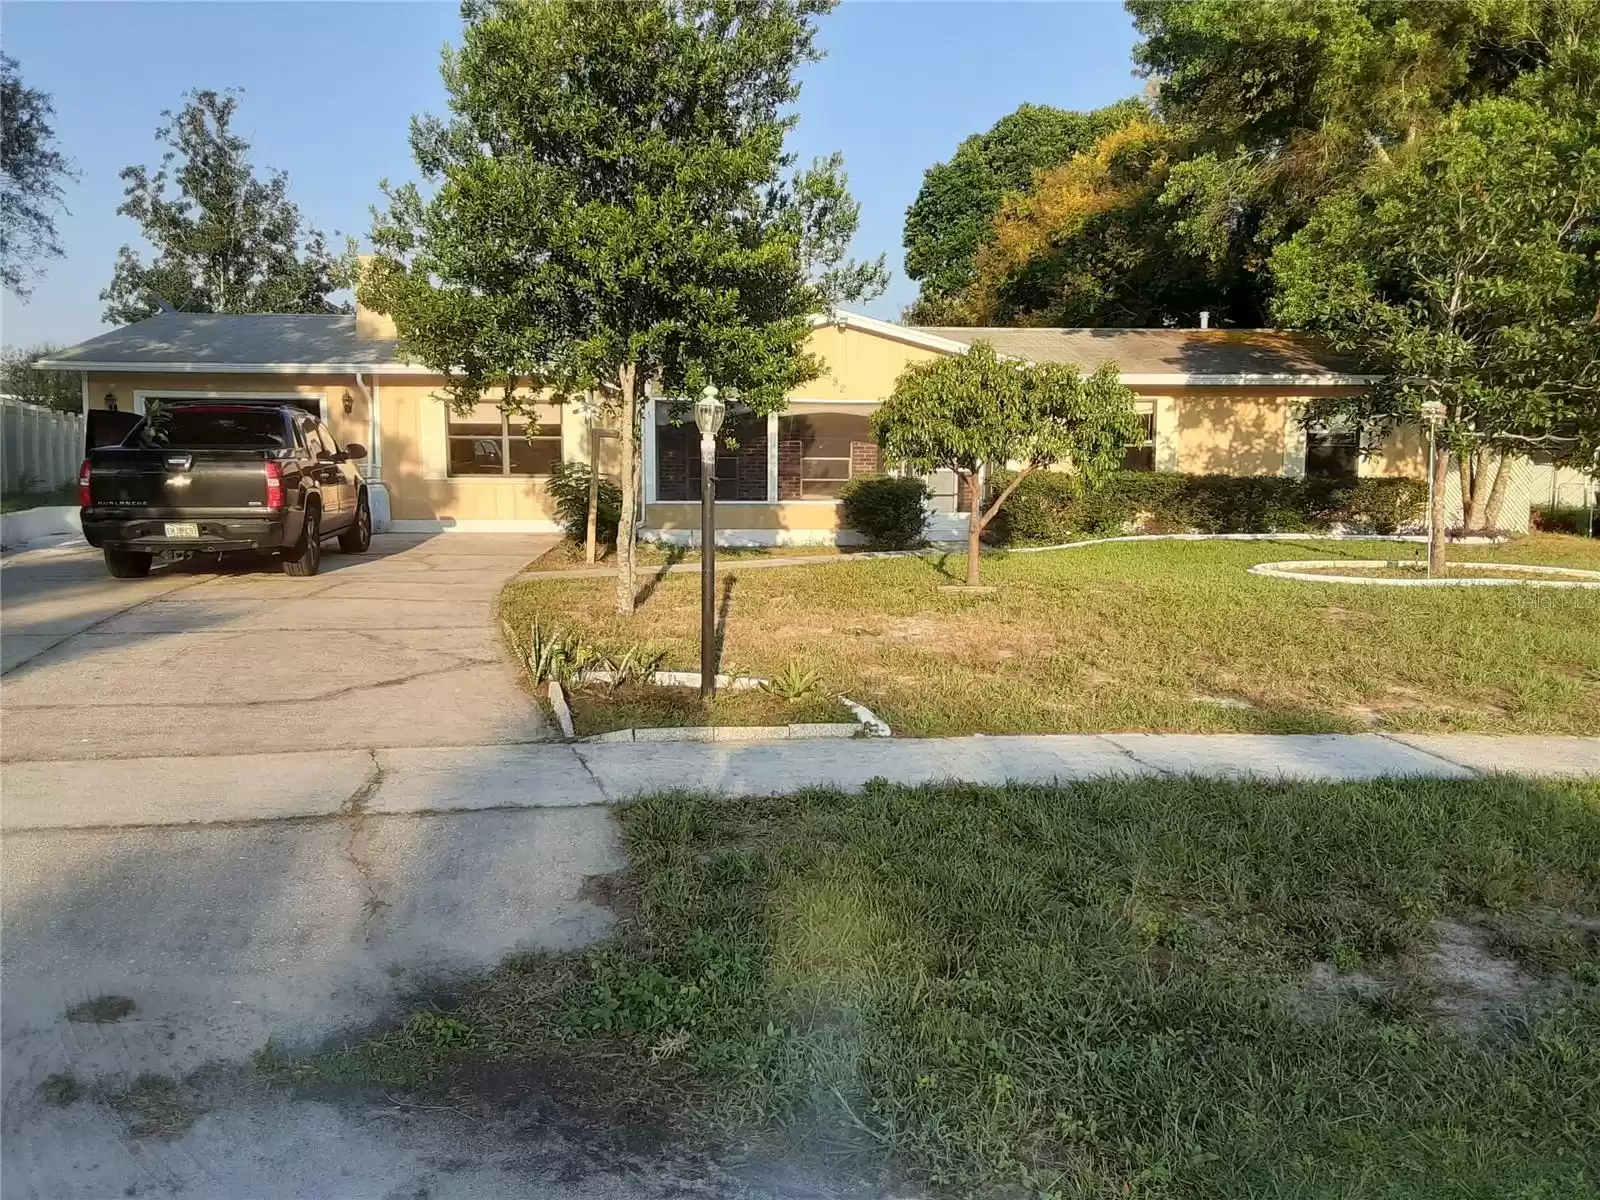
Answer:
[107,1074,202,1140]
[66,995,135,1024]
[37,1074,83,1106]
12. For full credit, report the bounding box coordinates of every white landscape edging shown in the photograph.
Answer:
[1006,531,1507,554]
[1247,560,1600,589]
[547,681,577,740]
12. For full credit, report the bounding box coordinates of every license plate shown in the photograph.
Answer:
[164,522,200,539]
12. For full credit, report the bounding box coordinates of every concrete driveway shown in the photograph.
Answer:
[0,535,800,1198]
[0,532,554,760]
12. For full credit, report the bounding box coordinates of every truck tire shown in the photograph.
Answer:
[338,493,372,553]
[103,548,154,579]
[282,504,322,577]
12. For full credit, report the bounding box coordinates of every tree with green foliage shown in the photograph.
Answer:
[361,0,883,616]
[872,342,1140,586]
[1271,95,1600,567]
[102,89,354,324]
[1,53,75,299]
[1129,0,1599,280]
[902,99,1145,319]
[965,116,1266,327]
[0,343,80,412]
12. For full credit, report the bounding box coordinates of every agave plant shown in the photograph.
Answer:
[759,660,823,702]
[602,643,669,689]
[525,622,603,686]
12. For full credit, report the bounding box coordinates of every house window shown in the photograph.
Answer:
[776,411,879,499]
[1305,424,1360,479]
[655,413,769,501]
[1122,411,1156,472]
[447,404,560,477]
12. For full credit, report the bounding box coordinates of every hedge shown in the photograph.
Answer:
[1531,505,1596,537]
[985,470,1429,544]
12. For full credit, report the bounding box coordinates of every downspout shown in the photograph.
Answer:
[350,372,378,478]
[350,370,389,531]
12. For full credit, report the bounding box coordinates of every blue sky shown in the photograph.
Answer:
[1,1,1143,349]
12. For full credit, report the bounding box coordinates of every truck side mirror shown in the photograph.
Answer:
[344,443,368,461]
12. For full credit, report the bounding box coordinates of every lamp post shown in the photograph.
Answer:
[694,385,727,699]
[1420,400,1447,578]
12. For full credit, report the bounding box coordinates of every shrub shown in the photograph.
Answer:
[987,471,1430,544]
[1532,505,1596,536]
[547,460,621,546]
[838,475,930,549]
[1310,477,1430,535]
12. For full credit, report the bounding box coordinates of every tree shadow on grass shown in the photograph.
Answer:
[634,543,688,607]
[714,574,735,676]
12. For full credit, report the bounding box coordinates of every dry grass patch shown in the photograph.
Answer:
[565,683,855,737]
[500,534,1600,736]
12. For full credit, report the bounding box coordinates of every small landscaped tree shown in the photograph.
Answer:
[872,341,1141,586]
[361,0,882,616]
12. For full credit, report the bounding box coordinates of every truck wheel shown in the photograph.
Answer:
[282,505,322,577]
[338,493,372,553]
[103,548,153,579]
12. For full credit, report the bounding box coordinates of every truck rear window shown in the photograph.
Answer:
[127,407,291,449]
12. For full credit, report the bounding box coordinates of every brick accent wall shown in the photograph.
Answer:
[778,439,804,500]
[658,436,690,500]
[733,433,767,500]
[850,441,881,475]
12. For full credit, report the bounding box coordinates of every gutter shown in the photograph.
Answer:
[34,360,437,376]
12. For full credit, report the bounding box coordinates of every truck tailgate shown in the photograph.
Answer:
[88,448,276,514]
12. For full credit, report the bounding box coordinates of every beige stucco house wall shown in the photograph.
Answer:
[54,306,1439,543]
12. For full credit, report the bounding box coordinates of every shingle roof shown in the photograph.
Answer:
[910,326,1364,377]
[39,310,1365,382]
[37,313,411,371]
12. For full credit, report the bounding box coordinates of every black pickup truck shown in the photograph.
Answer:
[79,402,372,579]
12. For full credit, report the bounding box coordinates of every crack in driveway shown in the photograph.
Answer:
[341,749,391,936]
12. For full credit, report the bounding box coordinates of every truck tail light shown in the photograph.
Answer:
[78,460,92,507]
[264,461,284,510]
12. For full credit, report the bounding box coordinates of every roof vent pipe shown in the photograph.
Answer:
[1199,310,1210,330]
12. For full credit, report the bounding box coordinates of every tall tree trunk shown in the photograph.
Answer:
[963,470,983,586]
[1481,452,1513,533]
[1463,447,1492,530]
[613,363,638,616]
[585,417,600,565]
[1429,443,1450,577]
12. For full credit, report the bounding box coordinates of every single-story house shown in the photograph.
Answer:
[40,302,1528,542]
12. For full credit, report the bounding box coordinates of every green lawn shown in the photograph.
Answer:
[499,534,1600,737]
[281,776,1600,1197]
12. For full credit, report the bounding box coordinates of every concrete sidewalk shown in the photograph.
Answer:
[7,732,1595,831]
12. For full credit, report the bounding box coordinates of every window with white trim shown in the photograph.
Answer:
[1305,423,1360,479]
[1121,411,1156,472]
[447,404,560,477]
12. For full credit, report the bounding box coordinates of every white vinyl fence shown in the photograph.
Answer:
[1,396,84,496]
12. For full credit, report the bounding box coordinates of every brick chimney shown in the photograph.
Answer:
[354,255,397,341]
